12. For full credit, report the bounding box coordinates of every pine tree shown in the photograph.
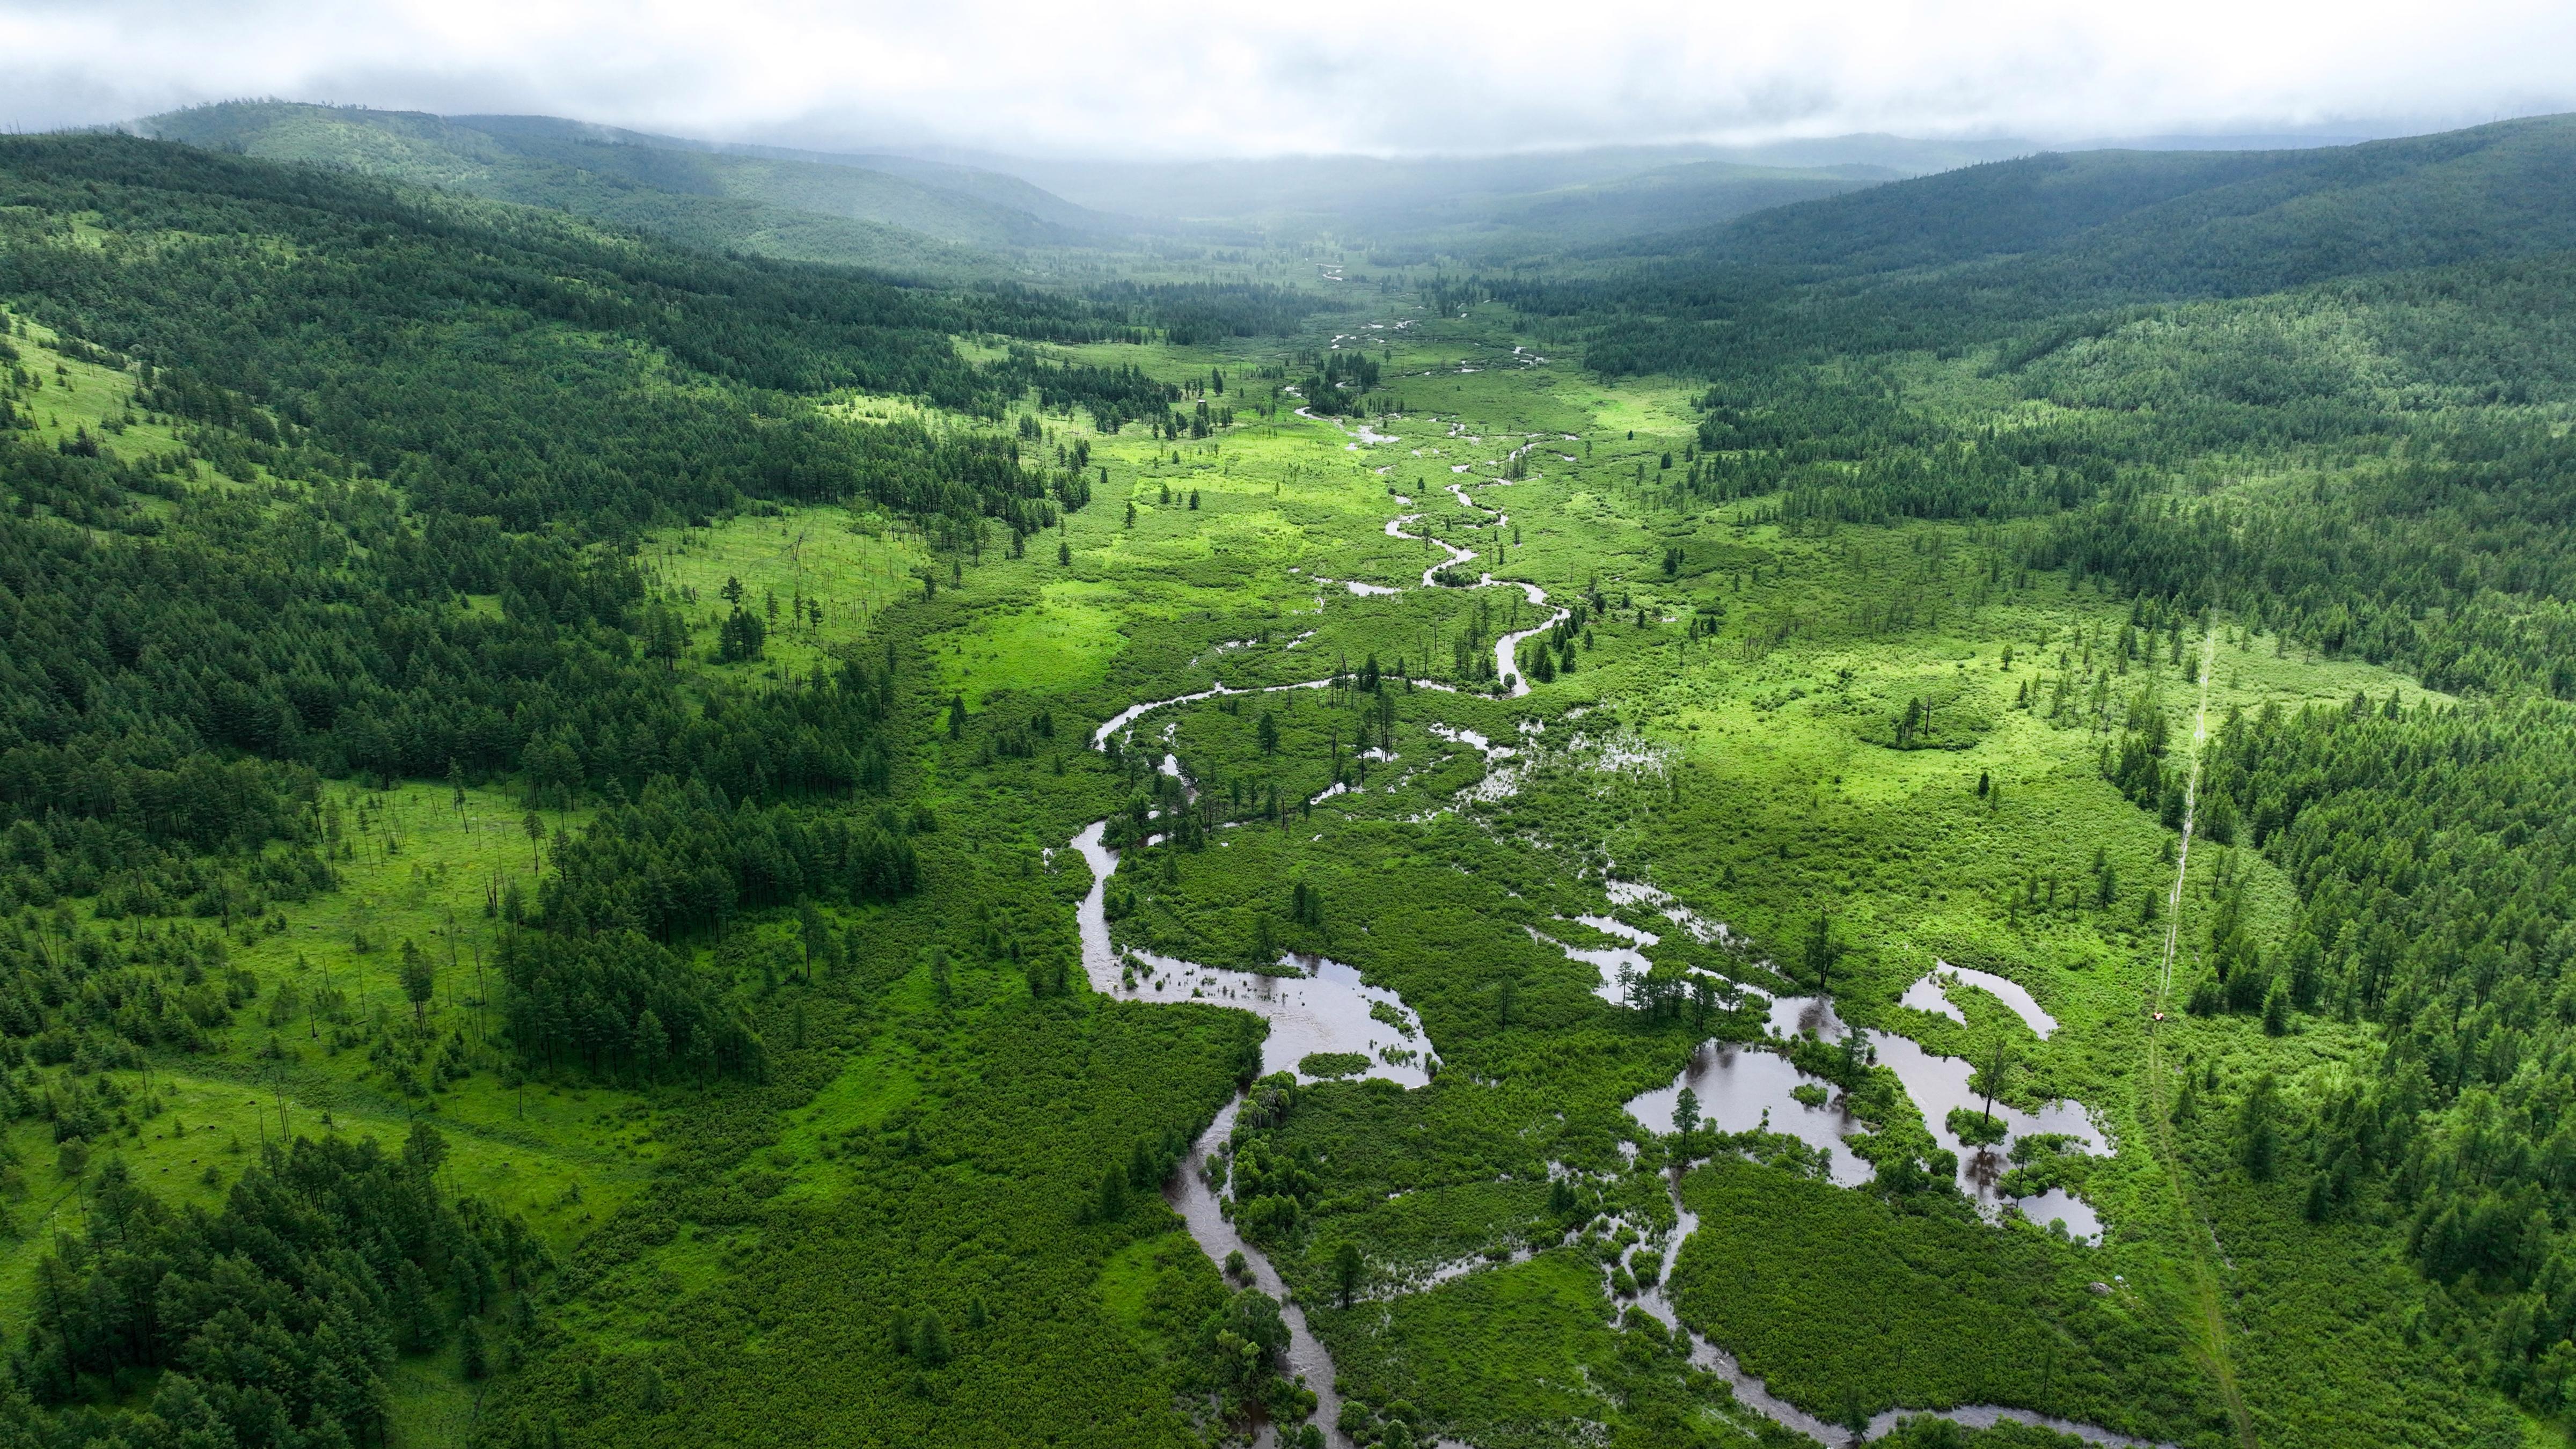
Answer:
[1334,1242,1365,1308]
[913,1313,952,1367]
[399,939,434,1024]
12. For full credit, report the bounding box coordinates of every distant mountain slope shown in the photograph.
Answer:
[647,135,1131,234]
[445,113,1135,236]
[1536,114,2576,377]
[133,105,1893,265]
[1428,159,1884,255]
[970,137,2011,223]
[976,145,1890,242]
[1663,114,2576,299]
[135,102,1123,273]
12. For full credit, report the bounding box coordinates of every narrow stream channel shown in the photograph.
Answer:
[1075,366,2162,1447]
[1624,1170,2178,1447]
[1070,821,1396,1447]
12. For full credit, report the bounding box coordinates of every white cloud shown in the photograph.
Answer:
[3,0,2571,156]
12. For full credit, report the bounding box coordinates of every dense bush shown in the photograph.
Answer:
[17,1126,541,1444]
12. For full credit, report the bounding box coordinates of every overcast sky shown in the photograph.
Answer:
[5,0,2572,158]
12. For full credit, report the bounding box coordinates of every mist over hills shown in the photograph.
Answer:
[445,113,1129,235]
[123,99,2576,349]
[133,101,1123,277]
[11,73,2576,1449]
[118,102,2031,272]
[125,101,2462,283]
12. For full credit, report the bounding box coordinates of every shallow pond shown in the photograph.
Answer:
[1531,915,1655,1004]
[1623,993,2106,1241]
[1624,1039,1872,1187]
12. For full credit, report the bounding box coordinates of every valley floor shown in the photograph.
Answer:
[17,302,2535,1449]
[507,304,2527,1447]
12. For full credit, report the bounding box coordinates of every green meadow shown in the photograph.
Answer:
[8,121,2575,1449]
[397,304,2551,1447]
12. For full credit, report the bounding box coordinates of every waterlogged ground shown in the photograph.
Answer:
[1071,822,1435,1088]
[965,306,2297,1446]
[321,298,2476,1448]
[1623,992,2112,1241]
[9,177,2524,1449]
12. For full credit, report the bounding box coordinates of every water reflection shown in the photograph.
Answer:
[1530,916,1655,1004]
[1070,821,1435,1087]
[1625,1039,1870,1186]
[1623,993,2107,1242]
[1900,963,2059,1038]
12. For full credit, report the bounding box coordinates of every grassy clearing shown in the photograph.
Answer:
[3,316,197,466]
[17,296,2514,1448]
[0,780,640,1334]
[641,501,930,680]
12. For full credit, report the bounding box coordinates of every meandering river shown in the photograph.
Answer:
[1065,384,2154,1447]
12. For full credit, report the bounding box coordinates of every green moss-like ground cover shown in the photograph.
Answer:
[12,285,2540,1448]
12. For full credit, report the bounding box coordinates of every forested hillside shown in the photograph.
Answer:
[1658,117,2576,284]
[0,134,1160,857]
[1484,115,2576,1435]
[1512,114,2576,376]
[0,133,1195,1446]
[7,104,2576,1449]
[139,102,1124,274]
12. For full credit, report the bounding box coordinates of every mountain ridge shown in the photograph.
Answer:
[131,101,1124,275]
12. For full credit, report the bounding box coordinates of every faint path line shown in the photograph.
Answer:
[2144,624,2257,1448]
[2157,626,2218,1011]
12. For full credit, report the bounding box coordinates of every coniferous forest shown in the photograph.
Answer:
[1,97,2575,1449]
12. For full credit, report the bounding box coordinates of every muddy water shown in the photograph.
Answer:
[1604,877,1740,949]
[1091,678,1329,752]
[1089,338,2147,1442]
[1070,822,1435,1085]
[1625,1041,1872,1187]
[1491,579,1569,698]
[1900,963,2059,1037]
[1530,915,1655,1005]
[1071,812,1425,1432]
[1087,321,2174,1433]
[1300,562,1403,597]
[1167,1099,1350,1447]
[1073,821,1418,1444]
[1781,995,2105,1239]
[1627,1173,1854,1440]
[1393,468,1566,696]
[1391,513,1481,587]
[1623,994,2107,1241]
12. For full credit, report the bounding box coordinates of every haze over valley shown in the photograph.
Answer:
[2,6,2574,1448]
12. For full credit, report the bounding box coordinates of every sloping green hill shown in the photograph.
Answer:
[957,144,1880,255]
[443,112,1133,240]
[1662,113,2576,298]
[1424,159,1884,257]
[1521,114,2576,376]
[135,101,1123,273]
[641,131,1131,234]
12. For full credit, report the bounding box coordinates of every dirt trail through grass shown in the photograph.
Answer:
[2146,626,2259,1448]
